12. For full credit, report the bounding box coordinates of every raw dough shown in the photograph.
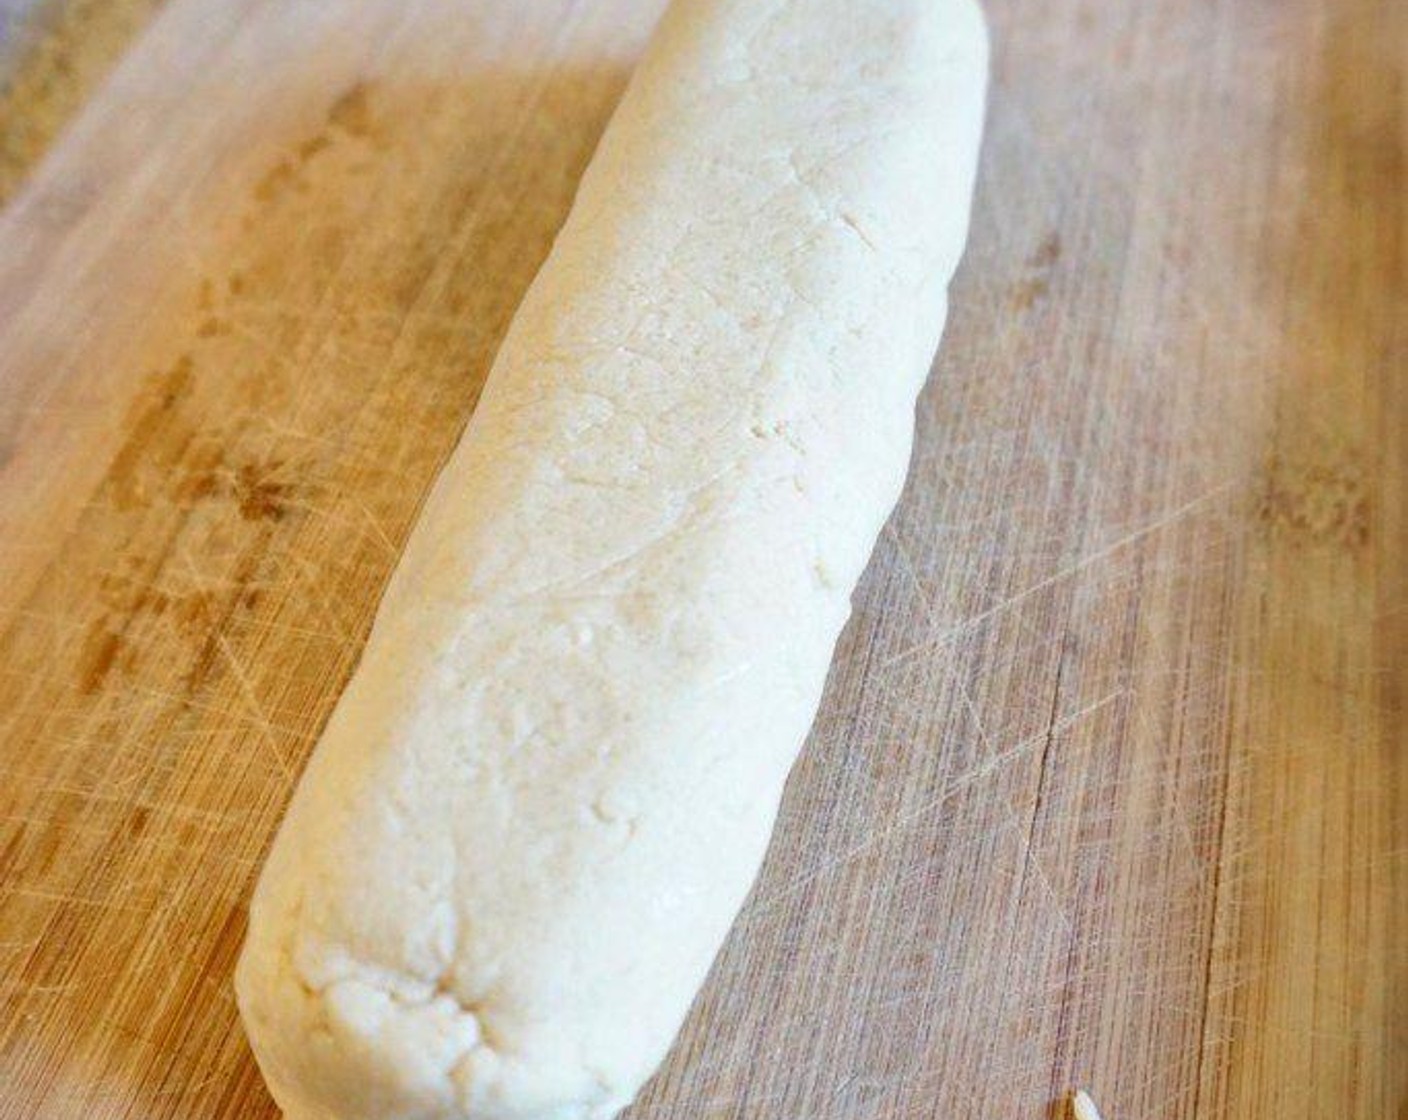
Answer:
[235,0,988,1117]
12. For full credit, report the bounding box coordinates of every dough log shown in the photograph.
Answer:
[235,1,987,1117]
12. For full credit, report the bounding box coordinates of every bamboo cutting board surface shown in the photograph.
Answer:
[0,0,1403,1117]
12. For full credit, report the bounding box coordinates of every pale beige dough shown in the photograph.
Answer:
[236,1,988,1117]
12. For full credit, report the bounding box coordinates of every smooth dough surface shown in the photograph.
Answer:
[235,1,988,1117]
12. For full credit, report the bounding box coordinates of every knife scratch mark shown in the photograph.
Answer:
[882,484,1235,669]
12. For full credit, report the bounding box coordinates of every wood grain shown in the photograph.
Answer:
[0,0,168,205]
[0,1,1402,1118]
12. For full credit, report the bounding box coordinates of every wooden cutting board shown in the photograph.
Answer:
[0,0,1403,1117]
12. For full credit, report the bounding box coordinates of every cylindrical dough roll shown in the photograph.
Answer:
[235,1,988,1118]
